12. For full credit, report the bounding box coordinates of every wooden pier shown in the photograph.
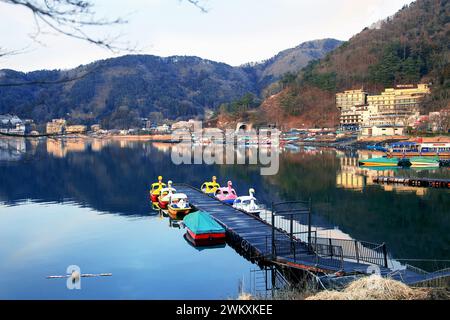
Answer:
[175,184,450,286]
[373,176,450,189]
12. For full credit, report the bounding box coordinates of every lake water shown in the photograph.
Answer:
[0,137,449,299]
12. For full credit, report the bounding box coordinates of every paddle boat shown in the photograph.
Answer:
[167,193,192,217]
[158,181,176,210]
[409,156,440,168]
[201,176,221,195]
[214,181,238,205]
[359,157,404,167]
[150,176,166,203]
[183,211,226,247]
[233,188,263,217]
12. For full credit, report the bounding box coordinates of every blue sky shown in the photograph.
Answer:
[0,0,415,72]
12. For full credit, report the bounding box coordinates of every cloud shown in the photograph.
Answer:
[0,0,415,71]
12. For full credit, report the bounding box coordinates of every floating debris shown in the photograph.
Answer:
[47,273,112,279]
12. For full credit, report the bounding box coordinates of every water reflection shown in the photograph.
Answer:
[0,138,27,161]
[0,137,449,263]
[335,149,447,197]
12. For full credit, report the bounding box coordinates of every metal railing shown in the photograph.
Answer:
[271,200,313,249]
[268,231,345,270]
[267,199,389,272]
[312,236,388,268]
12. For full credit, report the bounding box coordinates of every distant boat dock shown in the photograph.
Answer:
[373,176,450,189]
[175,184,450,286]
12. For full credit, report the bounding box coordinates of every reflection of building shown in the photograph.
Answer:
[91,139,109,152]
[46,138,87,158]
[336,152,429,197]
[337,156,365,190]
[0,138,26,161]
[376,184,428,197]
[336,172,365,191]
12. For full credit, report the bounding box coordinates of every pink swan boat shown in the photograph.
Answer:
[214,181,238,205]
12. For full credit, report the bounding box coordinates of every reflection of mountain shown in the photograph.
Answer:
[263,149,450,261]
[0,139,279,216]
[0,141,448,262]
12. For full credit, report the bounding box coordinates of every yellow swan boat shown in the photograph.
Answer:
[201,176,221,194]
[150,176,166,202]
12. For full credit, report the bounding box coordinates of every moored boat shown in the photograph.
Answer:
[201,176,221,194]
[233,188,263,217]
[409,156,440,168]
[150,176,166,203]
[388,142,450,157]
[359,157,401,167]
[167,193,192,217]
[183,211,226,246]
[158,181,176,209]
[214,181,238,205]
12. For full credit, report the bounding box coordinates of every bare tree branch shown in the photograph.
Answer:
[0,0,210,86]
[185,0,208,13]
[1,0,131,52]
[1,0,209,57]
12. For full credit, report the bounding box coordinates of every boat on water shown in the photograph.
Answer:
[367,145,388,152]
[359,157,402,167]
[201,176,221,195]
[167,193,192,217]
[158,181,176,209]
[183,211,226,247]
[388,142,450,157]
[214,181,238,205]
[409,156,440,168]
[233,188,263,217]
[150,176,166,203]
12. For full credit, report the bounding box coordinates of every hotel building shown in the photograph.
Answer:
[336,89,368,130]
[336,84,431,136]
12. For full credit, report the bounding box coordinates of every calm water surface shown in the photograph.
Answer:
[0,137,449,299]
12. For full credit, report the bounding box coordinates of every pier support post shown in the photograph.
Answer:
[308,198,312,248]
[355,240,360,264]
[271,202,275,260]
[382,243,388,268]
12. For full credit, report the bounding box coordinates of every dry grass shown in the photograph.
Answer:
[306,275,433,300]
[237,293,254,300]
[238,275,449,301]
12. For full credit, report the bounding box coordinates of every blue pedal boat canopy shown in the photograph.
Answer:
[183,211,225,235]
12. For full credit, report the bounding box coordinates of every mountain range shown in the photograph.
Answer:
[1,0,448,130]
[0,39,342,128]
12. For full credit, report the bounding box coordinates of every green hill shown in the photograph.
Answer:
[258,0,449,128]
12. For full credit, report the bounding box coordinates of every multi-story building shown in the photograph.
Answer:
[91,124,101,132]
[66,125,87,134]
[336,89,368,130]
[46,119,67,135]
[361,84,430,136]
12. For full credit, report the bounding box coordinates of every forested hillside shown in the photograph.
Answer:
[0,40,340,128]
[257,0,449,128]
